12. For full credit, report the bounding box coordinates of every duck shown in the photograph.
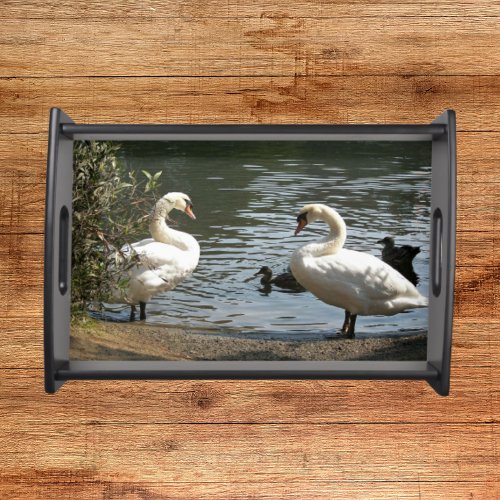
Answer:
[290,204,428,338]
[377,236,420,286]
[254,266,306,292]
[113,192,200,321]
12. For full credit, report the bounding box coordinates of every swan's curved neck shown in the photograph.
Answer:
[149,203,193,252]
[305,207,347,257]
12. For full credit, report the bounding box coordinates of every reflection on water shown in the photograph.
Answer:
[116,141,431,339]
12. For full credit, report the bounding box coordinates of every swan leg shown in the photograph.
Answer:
[341,310,351,335]
[139,301,147,321]
[346,314,357,338]
[340,310,357,338]
[130,305,136,322]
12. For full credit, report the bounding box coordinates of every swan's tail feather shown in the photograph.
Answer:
[391,293,428,313]
[419,294,429,307]
[412,291,429,308]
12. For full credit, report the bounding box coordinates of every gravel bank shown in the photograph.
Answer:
[71,320,426,361]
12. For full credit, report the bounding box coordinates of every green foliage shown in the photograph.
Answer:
[71,141,161,317]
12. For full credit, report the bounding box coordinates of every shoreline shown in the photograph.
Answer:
[71,320,427,361]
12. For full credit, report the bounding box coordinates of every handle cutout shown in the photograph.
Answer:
[432,208,443,297]
[58,205,69,295]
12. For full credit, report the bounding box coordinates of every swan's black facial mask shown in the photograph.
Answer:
[295,212,308,236]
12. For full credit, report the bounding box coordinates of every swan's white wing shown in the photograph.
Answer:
[130,269,175,292]
[119,239,154,258]
[128,238,155,250]
[136,241,200,289]
[293,248,425,315]
[314,249,419,300]
[117,241,199,303]
[131,242,188,269]
[119,240,192,272]
[115,239,154,266]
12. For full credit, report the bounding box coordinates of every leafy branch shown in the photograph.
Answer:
[71,141,161,318]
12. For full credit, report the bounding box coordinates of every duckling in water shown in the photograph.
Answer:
[377,236,420,286]
[255,266,306,292]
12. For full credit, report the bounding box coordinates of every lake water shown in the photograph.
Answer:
[117,141,431,340]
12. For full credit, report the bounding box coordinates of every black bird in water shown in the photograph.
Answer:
[255,266,306,292]
[377,236,420,286]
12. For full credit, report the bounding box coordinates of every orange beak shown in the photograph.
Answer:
[295,219,307,236]
[185,205,196,220]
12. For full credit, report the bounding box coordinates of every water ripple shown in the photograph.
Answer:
[118,141,431,338]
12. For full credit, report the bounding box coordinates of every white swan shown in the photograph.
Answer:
[114,192,200,320]
[290,204,428,337]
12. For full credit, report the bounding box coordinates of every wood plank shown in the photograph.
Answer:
[0,481,498,500]
[0,366,497,424]
[0,2,498,499]
[1,172,498,235]
[0,18,499,77]
[456,231,499,267]
[1,76,499,134]
[456,183,500,233]
[0,250,497,367]
[0,231,498,308]
[0,231,497,323]
[0,134,47,180]
[4,322,498,370]
[0,230,496,274]
[2,131,499,183]
[0,230,498,367]
[3,0,500,19]
[457,132,500,184]
[0,176,45,234]
[455,266,500,320]
[0,423,497,482]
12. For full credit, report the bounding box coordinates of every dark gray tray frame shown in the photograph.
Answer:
[44,109,456,395]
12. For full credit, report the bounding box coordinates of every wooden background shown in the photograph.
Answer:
[1,1,498,498]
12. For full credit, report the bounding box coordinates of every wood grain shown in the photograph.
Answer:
[3,0,500,19]
[1,173,498,235]
[0,423,498,483]
[1,76,499,133]
[0,366,497,424]
[2,318,499,371]
[0,313,498,368]
[0,0,498,498]
[2,131,500,183]
[1,17,499,77]
[0,423,498,484]
[0,481,498,500]
[0,231,498,318]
